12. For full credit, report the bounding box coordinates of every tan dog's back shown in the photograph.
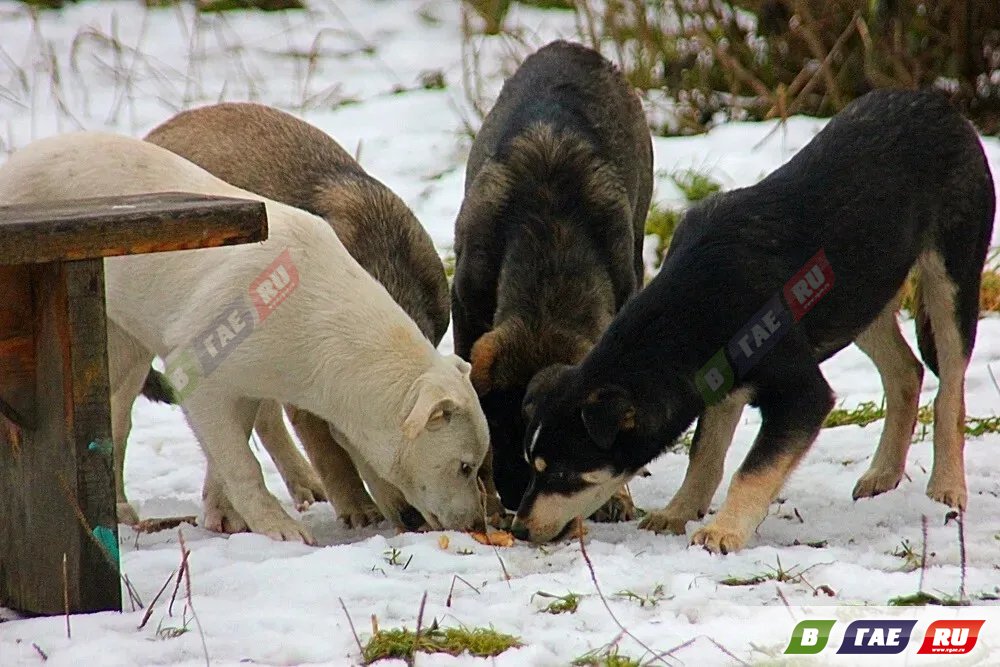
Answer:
[146,103,449,344]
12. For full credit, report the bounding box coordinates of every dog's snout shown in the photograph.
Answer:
[399,505,425,531]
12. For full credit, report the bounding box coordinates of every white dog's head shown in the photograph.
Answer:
[390,355,490,530]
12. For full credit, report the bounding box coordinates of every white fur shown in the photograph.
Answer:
[0,132,489,541]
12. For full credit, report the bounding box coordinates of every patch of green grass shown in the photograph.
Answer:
[362,623,521,663]
[721,556,813,587]
[154,615,191,640]
[614,583,668,607]
[823,400,886,428]
[888,591,968,607]
[533,590,581,614]
[383,547,412,569]
[197,0,302,11]
[965,415,1000,436]
[644,203,683,269]
[441,250,455,283]
[900,268,1000,314]
[19,0,68,8]
[889,539,922,572]
[572,645,641,667]
[517,0,574,8]
[824,399,1000,440]
[721,574,770,586]
[671,169,722,202]
[673,427,696,451]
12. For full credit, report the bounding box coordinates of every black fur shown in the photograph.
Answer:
[452,40,653,509]
[517,89,994,535]
[140,369,177,404]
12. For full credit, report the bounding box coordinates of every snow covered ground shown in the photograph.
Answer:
[1,1,999,665]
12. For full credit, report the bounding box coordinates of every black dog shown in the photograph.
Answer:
[451,40,653,515]
[513,89,994,552]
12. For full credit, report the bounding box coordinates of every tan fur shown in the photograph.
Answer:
[480,318,595,393]
[470,330,500,395]
[252,401,327,509]
[852,294,924,500]
[691,448,807,554]
[641,389,750,535]
[916,251,970,509]
[284,407,383,528]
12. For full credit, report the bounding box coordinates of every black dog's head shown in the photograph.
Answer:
[512,364,689,542]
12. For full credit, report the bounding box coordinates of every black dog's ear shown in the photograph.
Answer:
[580,385,636,450]
[524,363,572,420]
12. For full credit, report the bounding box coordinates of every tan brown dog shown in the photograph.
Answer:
[133,102,451,531]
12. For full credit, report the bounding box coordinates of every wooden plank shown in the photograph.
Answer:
[0,260,120,614]
[64,260,119,612]
[0,192,268,265]
[0,265,35,430]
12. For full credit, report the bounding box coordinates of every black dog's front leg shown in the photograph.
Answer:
[691,359,834,554]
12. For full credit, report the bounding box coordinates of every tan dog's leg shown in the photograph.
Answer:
[477,446,507,523]
[285,407,384,528]
[692,359,831,554]
[351,456,421,529]
[641,390,748,534]
[691,448,807,554]
[852,300,923,500]
[919,253,970,509]
[253,400,327,510]
[590,486,638,523]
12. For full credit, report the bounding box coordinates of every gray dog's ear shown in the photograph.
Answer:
[580,385,636,450]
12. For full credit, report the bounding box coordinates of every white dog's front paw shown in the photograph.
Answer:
[248,510,315,545]
[203,491,249,534]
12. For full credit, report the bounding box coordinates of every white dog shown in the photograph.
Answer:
[0,132,489,542]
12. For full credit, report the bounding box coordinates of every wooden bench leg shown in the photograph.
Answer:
[0,259,121,614]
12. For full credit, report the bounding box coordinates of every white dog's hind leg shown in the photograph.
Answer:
[185,393,315,544]
[107,321,154,526]
[254,400,327,510]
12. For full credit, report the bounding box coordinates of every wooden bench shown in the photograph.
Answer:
[0,193,268,616]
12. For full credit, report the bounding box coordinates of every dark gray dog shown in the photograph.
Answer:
[451,40,653,515]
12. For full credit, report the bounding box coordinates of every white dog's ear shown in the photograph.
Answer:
[449,355,472,377]
[403,381,458,440]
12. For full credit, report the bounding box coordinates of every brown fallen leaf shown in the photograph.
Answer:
[438,534,450,550]
[469,530,515,547]
[134,516,198,534]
